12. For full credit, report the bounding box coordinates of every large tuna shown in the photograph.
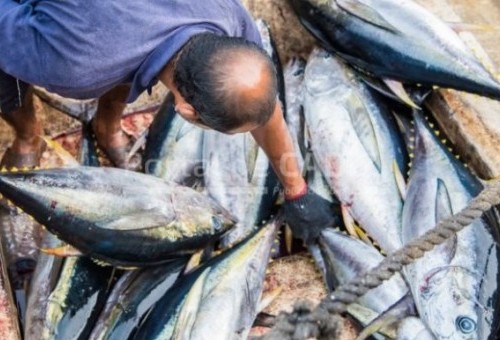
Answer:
[288,0,500,99]
[402,110,500,339]
[0,167,234,266]
[303,48,407,252]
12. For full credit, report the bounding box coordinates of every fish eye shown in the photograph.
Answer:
[455,316,476,334]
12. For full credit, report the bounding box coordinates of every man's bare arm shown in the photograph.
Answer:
[251,102,306,197]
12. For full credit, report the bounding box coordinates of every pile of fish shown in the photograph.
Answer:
[0,1,499,339]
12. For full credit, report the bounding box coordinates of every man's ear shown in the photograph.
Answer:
[175,103,197,120]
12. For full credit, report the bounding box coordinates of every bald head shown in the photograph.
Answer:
[173,33,278,132]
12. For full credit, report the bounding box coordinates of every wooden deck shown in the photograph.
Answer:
[418,0,500,179]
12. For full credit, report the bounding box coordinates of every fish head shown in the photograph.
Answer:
[304,48,348,95]
[177,187,237,238]
[418,266,480,339]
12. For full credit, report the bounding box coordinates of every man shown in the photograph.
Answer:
[0,0,336,244]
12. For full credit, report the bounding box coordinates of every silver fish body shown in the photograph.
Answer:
[402,110,500,339]
[133,218,279,340]
[319,228,409,315]
[203,131,279,247]
[397,317,435,340]
[37,256,114,340]
[304,48,406,252]
[0,167,234,266]
[0,206,44,288]
[143,93,204,186]
[89,259,186,340]
[284,57,307,172]
[24,233,64,340]
[289,0,500,99]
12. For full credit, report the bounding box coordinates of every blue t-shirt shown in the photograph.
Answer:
[0,0,262,102]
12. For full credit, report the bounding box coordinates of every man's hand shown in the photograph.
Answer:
[284,184,336,244]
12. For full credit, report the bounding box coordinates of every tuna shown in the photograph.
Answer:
[288,0,500,99]
[402,110,500,339]
[0,167,234,266]
[303,48,407,252]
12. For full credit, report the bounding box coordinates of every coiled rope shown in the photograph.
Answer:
[262,179,500,339]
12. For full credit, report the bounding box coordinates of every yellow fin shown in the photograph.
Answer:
[341,204,358,239]
[383,79,420,109]
[40,136,79,168]
[184,249,204,274]
[285,225,293,254]
[354,225,373,246]
[392,160,406,200]
[41,244,82,257]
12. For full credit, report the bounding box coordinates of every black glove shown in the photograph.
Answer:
[284,185,337,244]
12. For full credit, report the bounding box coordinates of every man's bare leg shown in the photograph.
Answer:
[92,85,131,168]
[0,86,45,168]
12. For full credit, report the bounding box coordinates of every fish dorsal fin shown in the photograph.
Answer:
[347,93,382,172]
[335,0,397,33]
[435,179,457,261]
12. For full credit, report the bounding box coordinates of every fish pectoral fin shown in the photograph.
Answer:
[173,268,210,339]
[335,0,398,33]
[347,94,382,172]
[184,249,204,275]
[341,205,358,239]
[392,160,407,200]
[40,244,83,257]
[40,136,80,168]
[354,293,414,340]
[382,79,420,109]
[354,225,374,247]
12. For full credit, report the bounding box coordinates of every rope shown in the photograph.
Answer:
[261,179,500,340]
